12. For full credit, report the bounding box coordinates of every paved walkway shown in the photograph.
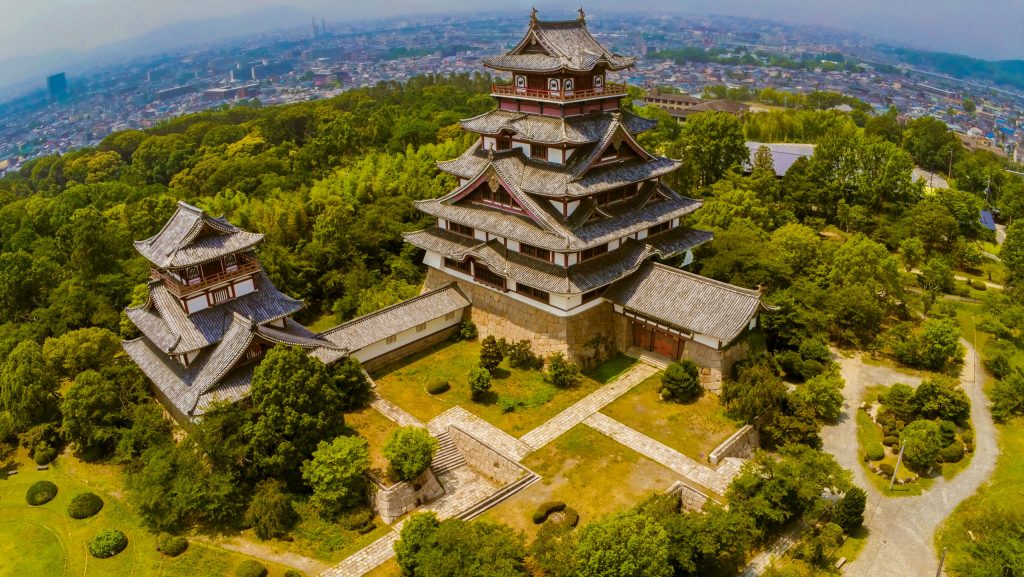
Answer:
[321,532,400,577]
[821,338,998,577]
[740,523,805,577]
[582,412,742,495]
[427,406,533,461]
[370,393,425,428]
[520,362,658,450]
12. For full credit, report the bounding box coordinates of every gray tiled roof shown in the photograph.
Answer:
[313,284,471,364]
[414,184,702,252]
[194,365,256,416]
[483,17,636,73]
[122,312,258,417]
[605,262,762,344]
[256,319,339,349]
[134,201,264,269]
[459,110,657,144]
[126,271,304,355]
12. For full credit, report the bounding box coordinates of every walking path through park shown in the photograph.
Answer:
[820,338,998,577]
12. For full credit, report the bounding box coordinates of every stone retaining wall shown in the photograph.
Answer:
[370,468,445,524]
[448,424,526,486]
[423,268,614,366]
[708,424,759,465]
[666,480,710,512]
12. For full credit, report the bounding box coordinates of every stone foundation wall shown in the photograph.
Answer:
[370,468,445,524]
[423,268,616,366]
[448,425,526,486]
[666,480,710,512]
[361,323,462,373]
[707,424,759,465]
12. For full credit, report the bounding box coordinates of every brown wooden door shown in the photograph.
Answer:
[632,322,652,350]
[653,331,679,358]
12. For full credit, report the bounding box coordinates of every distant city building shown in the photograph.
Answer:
[155,85,196,102]
[202,83,260,102]
[47,72,67,101]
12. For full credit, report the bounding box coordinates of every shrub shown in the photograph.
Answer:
[961,428,974,444]
[939,440,965,463]
[245,479,298,540]
[340,507,374,532]
[383,426,438,482]
[970,279,987,291]
[879,463,895,477]
[834,487,866,532]
[88,529,128,558]
[798,338,831,364]
[468,366,491,401]
[452,320,477,342]
[479,335,504,371]
[882,435,899,447]
[914,377,971,422]
[26,480,58,505]
[900,419,944,469]
[559,507,580,528]
[865,443,885,461]
[284,571,305,577]
[498,397,523,413]
[19,423,59,456]
[661,360,702,403]
[776,350,804,380]
[425,379,450,395]
[158,536,188,557]
[938,420,957,447]
[544,352,581,389]
[235,559,268,577]
[532,501,566,524]
[507,340,543,370]
[34,443,57,465]
[68,492,104,519]
[964,441,974,453]
[798,359,825,381]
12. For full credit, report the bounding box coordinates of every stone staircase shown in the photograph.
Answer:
[430,430,467,475]
[455,471,540,521]
[626,347,673,370]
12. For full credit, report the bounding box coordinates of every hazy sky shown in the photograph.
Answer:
[2,0,1021,63]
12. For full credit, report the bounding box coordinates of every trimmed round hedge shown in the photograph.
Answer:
[532,501,566,524]
[88,529,128,558]
[68,492,104,519]
[557,507,580,528]
[158,535,189,557]
[865,442,885,462]
[26,481,58,506]
[236,559,268,577]
[426,379,450,395]
[34,443,57,466]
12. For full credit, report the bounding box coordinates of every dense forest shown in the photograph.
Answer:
[1,74,1023,576]
[888,47,1024,91]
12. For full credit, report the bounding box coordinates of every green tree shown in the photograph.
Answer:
[952,510,1024,577]
[395,512,527,577]
[574,511,672,577]
[247,346,350,483]
[992,368,1024,421]
[42,327,122,379]
[918,318,964,370]
[900,419,944,470]
[245,479,297,540]
[468,366,492,401]
[0,341,59,427]
[769,223,823,276]
[902,116,962,173]
[302,435,370,516]
[920,258,953,295]
[882,383,917,423]
[383,426,437,482]
[914,376,970,422]
[661,360,702,403]
[833,486,866,533]
[528,522,578,577]
[670,111,748,189]
[479,335,503,371]
[659,505,756,577]
[898,237,925,272]
[722,357,787,423]
[799,368,844,422]
[544,353,581,389]
[60,370,132,455]
[1001,220,1024,285]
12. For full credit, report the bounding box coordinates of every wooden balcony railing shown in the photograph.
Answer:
[491,82,627,102]
[152,257,261,298]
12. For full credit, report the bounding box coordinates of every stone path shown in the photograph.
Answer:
[427,407,533,461]
[740,523,805,577]
[582,412,741,495]
[321,532,400,577]
[820,338,998,577]
[370,393,425,428]
[519,362,658,450]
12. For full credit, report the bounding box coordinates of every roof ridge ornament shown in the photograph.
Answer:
[577,7,586,24]
[530,7,538,26]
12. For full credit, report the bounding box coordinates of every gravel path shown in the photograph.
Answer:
[821,338,998,577]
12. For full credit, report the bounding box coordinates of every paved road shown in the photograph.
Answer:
[821,340,998,577]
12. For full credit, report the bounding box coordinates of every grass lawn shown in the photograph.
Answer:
[476,425,681,539]
[365,559,402,577]
[372,340,610,437]
[600,373,741,463]
[0,448,297,577]
[584,352,637,384]
[345,405,400,482]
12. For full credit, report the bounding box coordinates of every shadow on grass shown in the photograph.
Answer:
[490,367,512,380]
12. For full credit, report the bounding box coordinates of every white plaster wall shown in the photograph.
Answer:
[566,200,580,216]
[512,141,531,156]
[548,148,563,164]
[423,250,443,268]
[235,277,255,297]
[609,239,620,250]
[694,334,720,349]
[483,136,496,150]
[352,313,464,364]
[507,239,520,251]
[186,294,208,314]
[681,250,694,267]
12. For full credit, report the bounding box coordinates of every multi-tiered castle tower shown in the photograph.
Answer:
[407,10,760,377]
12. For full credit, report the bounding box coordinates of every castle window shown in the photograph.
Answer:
[594,75,604,89]
[531,144,548,160]
[481,186,515,208]
[579,243,609,262]
[515,75,527,89]
[224,254,237,271]
[519,243,552,262]
[564,78,574,92]
[212,287,230,304]
[473,263,506,290]
[444,257,472,274]
[648,221,672,236]
[516,283,550,304]
[548,78,560,92]
[447,221,475,238]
